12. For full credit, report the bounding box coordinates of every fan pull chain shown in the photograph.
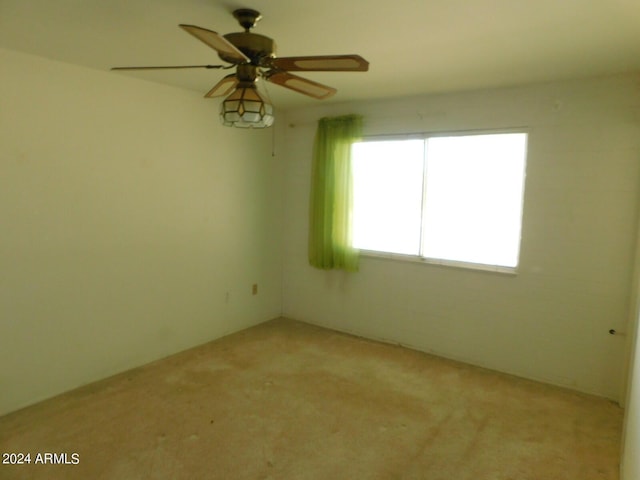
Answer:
[260,79,277,156]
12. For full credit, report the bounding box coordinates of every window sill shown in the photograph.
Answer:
[358,250,518,275]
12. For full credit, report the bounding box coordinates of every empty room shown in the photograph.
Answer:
[1,1,640,479]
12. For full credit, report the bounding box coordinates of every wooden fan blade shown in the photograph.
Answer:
[111,65,225,71]
[269,55,369,72]
[266,71,336,100]
[205,74,239,98]
[179,24,249,63]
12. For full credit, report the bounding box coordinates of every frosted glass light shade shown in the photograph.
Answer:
[220,85,274,128]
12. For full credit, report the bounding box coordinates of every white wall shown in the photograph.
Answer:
[622,291,640,478]
[621,211,640,478]
[281,74,640,401]
[0,48,283,415]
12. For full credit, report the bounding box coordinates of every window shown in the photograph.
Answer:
[351,131,527,269]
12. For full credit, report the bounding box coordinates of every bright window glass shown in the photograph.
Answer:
[351,132,527,269]
[352,140,424,255]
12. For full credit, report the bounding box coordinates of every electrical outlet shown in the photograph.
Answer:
[252,284,258,295]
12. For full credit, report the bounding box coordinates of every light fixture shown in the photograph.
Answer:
[220,83,274,128]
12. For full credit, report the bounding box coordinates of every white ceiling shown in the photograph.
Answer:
[1,0,639,110]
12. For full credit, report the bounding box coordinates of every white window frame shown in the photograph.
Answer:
[351,128,528,274]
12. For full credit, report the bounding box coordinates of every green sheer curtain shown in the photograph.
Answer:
[308,114,363,272]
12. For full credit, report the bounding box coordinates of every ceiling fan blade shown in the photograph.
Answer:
[179,24,249,64]
[111,64,226,71]
[205,74,239,98]
[269,55,369,72]
[266,71,336,100]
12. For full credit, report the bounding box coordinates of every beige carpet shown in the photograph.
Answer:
[0,318,623,479]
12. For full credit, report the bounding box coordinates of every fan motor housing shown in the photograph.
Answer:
[222,32,276,65]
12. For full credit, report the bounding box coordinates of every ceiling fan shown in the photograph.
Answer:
[112,8,369,128]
